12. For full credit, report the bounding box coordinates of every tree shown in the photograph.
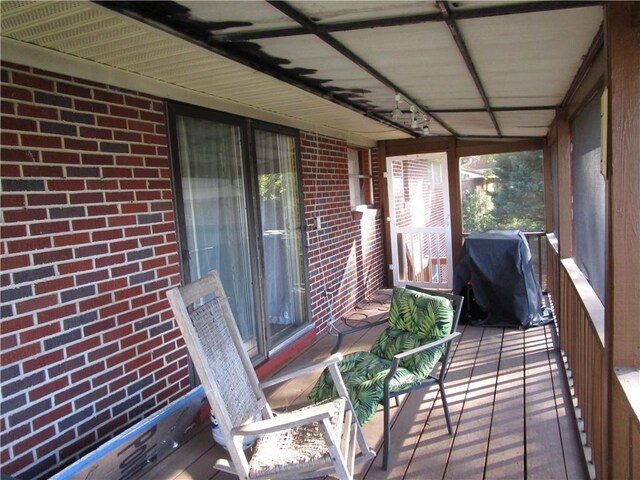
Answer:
[489,150,544,231]
[462,187,494,232]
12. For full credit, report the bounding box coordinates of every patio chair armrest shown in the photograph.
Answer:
[331,317,389,354]
[392,331,461,362]
[383,331,462,387]
[231,401,338,436]
[260,353,343,389]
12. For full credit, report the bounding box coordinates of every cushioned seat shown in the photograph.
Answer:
[309,287,454,425]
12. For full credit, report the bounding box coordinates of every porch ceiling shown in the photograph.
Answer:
[1,1,603,142]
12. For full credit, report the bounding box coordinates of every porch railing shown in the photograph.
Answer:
[545,234,605,479]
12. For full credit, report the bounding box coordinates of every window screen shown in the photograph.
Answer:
[551,145,559,237]
[571,93,605,303]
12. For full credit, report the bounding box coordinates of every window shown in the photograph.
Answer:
[348,148,373,208]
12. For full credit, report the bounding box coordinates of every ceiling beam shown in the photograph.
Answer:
[218,1,602,41]
[374,105,558,114]
[94,0,418,137]
[437,0,502,137]
[561,23,604,107]
[265,0,459,136]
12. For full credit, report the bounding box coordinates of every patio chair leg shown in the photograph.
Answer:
[440,384,453,435]
[383,396,390,470]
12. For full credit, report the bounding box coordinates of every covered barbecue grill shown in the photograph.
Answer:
[453,230,549,328]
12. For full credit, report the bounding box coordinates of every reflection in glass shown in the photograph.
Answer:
[255,130,307,346]
[176,116,258,354]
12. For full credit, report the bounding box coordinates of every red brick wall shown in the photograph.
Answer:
[301,132,385,331]
[0,62,386,479]
[0,62,187,479]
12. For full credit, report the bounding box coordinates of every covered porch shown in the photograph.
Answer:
[137,292,587,480]
[1,2,638,479]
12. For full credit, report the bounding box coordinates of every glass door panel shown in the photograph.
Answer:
[175,115,259,356]
[387,153,453,289]
[254,129,307,347]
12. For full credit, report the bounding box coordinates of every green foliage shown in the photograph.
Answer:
[258,173,284,200]
[308,289,454,425]
[490,150,544,231]
[462,187,494,232]
[461,150,544,233]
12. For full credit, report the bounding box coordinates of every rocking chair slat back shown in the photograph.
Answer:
[189,300,261,426]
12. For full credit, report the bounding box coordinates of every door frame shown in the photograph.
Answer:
[165,101,312,365]
[249,120,313,357]
[385,151,454,290]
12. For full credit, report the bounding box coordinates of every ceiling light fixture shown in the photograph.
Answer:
[410,105,418,129]
[422,115,431,136]
[390,93,428,133]
[391,93,402,121]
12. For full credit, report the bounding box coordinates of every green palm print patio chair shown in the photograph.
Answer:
[308,286,464,470]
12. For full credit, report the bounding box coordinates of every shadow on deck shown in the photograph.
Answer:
[137,290,588,480]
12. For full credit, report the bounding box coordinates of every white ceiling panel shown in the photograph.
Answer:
[290,1,439,24]
[174,1,296,35]
[495,110,556,137]
[461,7,603,107]
[1,0,605,140]
[436,112,497,136]
[334,23,484,111]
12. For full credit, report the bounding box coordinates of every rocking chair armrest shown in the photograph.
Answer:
[260,353,343,389]
[231,401,338,436]
[331,317,389,354]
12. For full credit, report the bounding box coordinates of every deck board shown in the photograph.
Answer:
[484,329,525,479]
[442,327,502,480]
[525,326,569,479]
[545,322,589,480]
[402,325,486,479]
[136,292,586,480]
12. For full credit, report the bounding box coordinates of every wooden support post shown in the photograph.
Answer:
[543,142,554,233]
[605,0,640,370]
[555,108,573,259]
[377,140,393,287]
[446,138,463,270]
[605,2,640,478]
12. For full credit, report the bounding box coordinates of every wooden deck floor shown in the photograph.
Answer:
[137,291,588,480]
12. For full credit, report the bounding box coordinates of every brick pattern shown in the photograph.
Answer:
[0,61,387,479]
[0,62,186,479]
[393,158,445,229]
[300,132,385,331]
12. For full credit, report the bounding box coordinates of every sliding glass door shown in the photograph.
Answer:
[173,114,259,355]
[255,129,307,347]
[168,104,309,360]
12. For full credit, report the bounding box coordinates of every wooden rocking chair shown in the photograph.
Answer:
[166,270,374,480]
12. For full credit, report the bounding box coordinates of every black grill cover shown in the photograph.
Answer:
[453,230,543,328]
